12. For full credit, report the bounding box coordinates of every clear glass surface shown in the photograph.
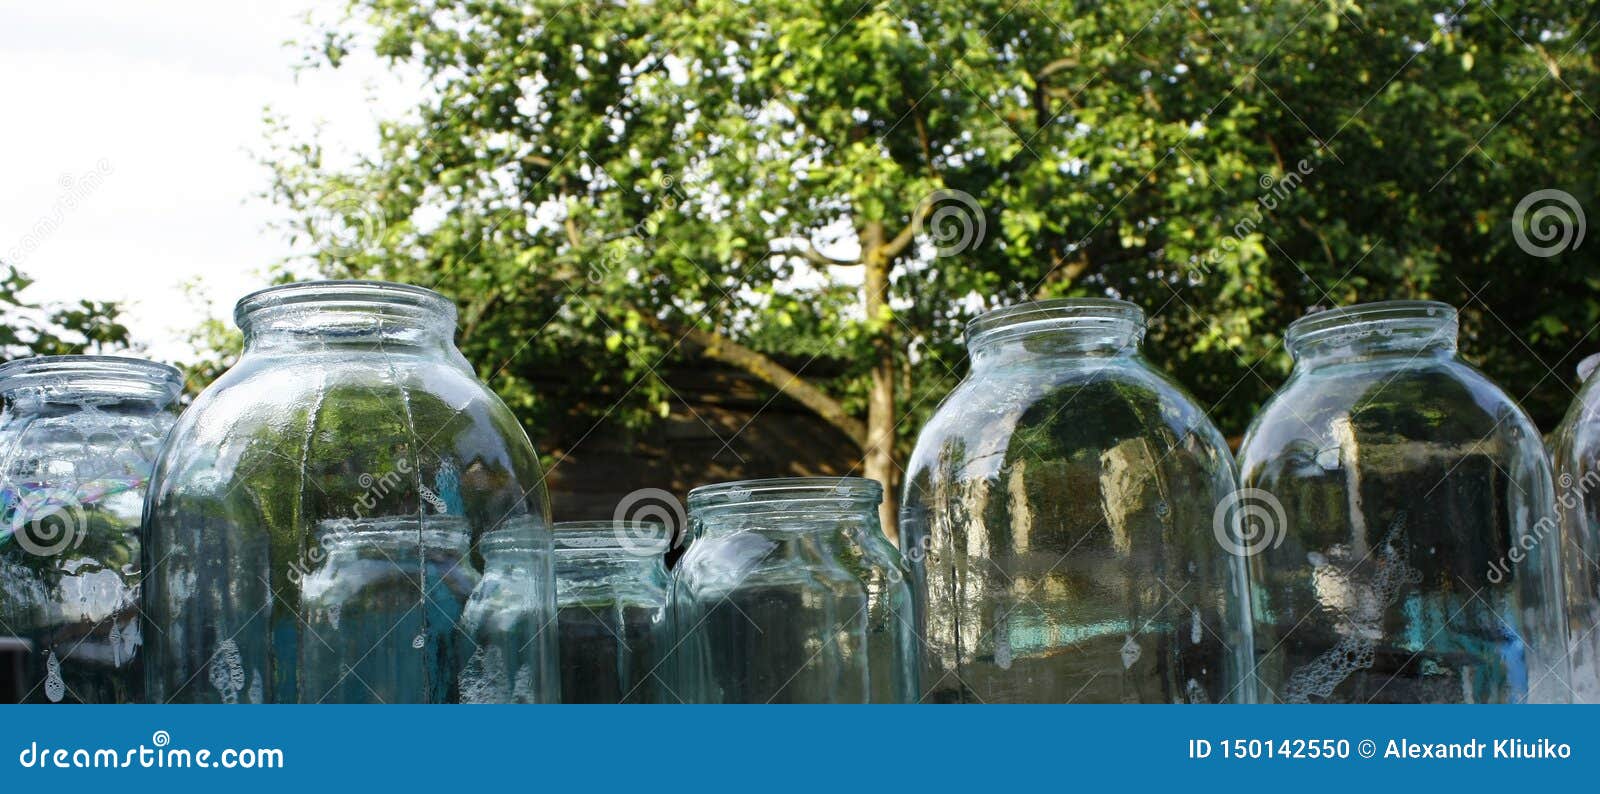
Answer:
[1239,301,1569,703]
[1551,351,1600,702]
[671,477,916,703]
[901,299,1250,703]
[0,356,181,703]
[553,521,672,703]
[141,281,556,703]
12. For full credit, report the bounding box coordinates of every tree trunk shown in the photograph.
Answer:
[862,222,900,541]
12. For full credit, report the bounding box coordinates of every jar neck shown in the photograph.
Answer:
[0,355,182,410]
[236,280,458,354]
[688,477,882,537]
[1286,301,1459,366]
[965,299,1144,368]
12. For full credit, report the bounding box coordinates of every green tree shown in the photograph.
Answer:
[265,1,1599,534]
[0,263,130,360]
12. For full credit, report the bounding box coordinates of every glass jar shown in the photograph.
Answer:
[1238,301,1569,703]
[300,515,481,703]
[0,356,181,703]
[141,280,557,703]
[901,299,1250,703]
[459,516,552,703]
[553,521,672,703]
[1551,351,1600,703]
[672,477,916,703]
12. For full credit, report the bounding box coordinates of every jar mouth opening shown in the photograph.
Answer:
[0,355,183,401]
[964,298,1145,350]
[235,280,456,335]
[553,521,672,553]
[688,477,882,509]
[1285,300,1457,357]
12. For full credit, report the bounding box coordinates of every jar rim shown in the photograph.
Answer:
[234,279,456,331]
[688,476,882,508]
[476,515,548,552]
[1285,300,1457,356]
[0,355,183,400]
[964,298,1145,350]
[553,521,672,553]
[1578,352,1600,383]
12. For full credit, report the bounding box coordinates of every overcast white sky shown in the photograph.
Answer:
[0,1,405,361]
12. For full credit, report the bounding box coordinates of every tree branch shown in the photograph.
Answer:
[644,314,868,449]
[1034,57,1078,81]
[777,239,861,267]
[881,211,923,261]
[1034,246,1093,298]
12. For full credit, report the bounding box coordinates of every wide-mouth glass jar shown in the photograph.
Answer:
[671,477,916,703]
[553,520,672,703]
[901,298,1250,703]
[0,355,181,703]
[1239,300,1569,703]
[141,280,556,703]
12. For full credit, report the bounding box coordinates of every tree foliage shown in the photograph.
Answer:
[0,263,130,361]
[263,0,1600,508]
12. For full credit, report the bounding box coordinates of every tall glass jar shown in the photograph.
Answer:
[141,281,557,704]
[1238,301,1569,703]
[672,477,916,703]
[1551,351,1600,703]
[901,299,1249,703]
[553,521,672,703]
[0,356,181,703]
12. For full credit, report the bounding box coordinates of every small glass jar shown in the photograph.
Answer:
[901,299,1250,703]
[552,521,672,703]
[0,356,181,703]
[460,516,555,703]
[1551,351,1600,702]
[142,280,557,703]
[299,516,481,704]
[672,477,916,703]
[1239,301,1570,703]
